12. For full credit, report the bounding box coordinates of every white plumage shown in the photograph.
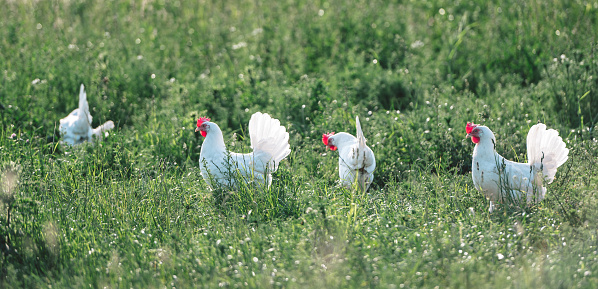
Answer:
[322,116,376,191]
[59,84,115,145]
[196,112,291,189]
[467,122,569,210]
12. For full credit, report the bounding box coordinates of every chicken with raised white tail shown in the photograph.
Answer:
[466,122,569,210]
[322,116,376,191]
[196,112,291,189]
[59,84,115,145]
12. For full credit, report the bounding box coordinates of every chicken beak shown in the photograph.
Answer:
[466,130,478,138]
[195,127,201,132]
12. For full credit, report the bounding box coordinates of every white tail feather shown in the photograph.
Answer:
[248,112,291,172]
[79,84,89,114]
[78,84,93,125]
[356,116,366,153]
[355,116,374,191]
[526,123,569,183]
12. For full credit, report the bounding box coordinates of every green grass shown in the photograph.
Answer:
[1,0,598,287]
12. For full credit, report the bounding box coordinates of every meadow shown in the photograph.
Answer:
[1,0,598,287]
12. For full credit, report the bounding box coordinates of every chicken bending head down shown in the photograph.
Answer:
[59,84,115,145]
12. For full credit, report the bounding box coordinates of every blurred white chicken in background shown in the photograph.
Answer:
[59,84,114,145]
[322,116,376,192]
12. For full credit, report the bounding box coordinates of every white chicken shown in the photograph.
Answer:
[59,84,115,145]
[322,116,376,191]
[466,122,569,211]
[195,112,291,189]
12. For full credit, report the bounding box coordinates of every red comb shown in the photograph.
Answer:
[197,117,211,127]
[322,132,335,145]
[466,122,477,134]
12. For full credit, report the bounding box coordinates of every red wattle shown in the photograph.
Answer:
[201,131,207,137]
[329,145,337,151]
[472,136,480,144]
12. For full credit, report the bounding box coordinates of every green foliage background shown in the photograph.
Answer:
[1,0,597,288]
